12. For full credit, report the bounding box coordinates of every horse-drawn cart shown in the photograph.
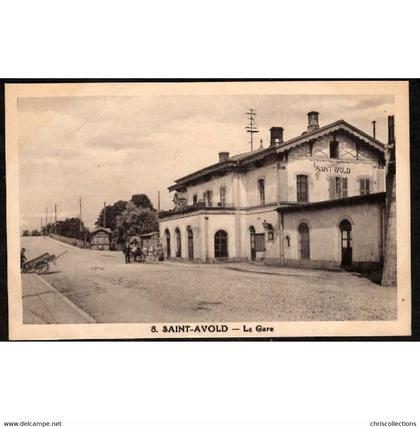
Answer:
[22,251,67,274]
[124,235,163,263]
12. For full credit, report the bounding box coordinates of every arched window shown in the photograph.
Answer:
[339,219,352,266]
[175,228,181,257]
[298,222,310,260]
[263,222,274,240]
[187,226,194,260]
[214,230,228,258]
[164,229,171,258]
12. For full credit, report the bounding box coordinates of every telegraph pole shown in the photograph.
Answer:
[246,108,259,151]
[41,217,43,235]
[158,190,161,213]
[79,196,82,230]
[45,207,48,235]
[54,203,57,234]
[79,196,86,247]
[103,201,106,228]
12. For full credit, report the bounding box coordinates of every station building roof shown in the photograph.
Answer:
[275,192,386,213]
[168,120,386,192]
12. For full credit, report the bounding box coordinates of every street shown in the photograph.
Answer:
[20,236,397,324]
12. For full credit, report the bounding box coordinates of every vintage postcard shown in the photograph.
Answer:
[5,80,411,340]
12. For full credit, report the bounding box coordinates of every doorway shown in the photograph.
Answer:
[249,226,256,261]
[339,219,352,267]
[164,229,171,258]
[187,226,194,260]
[175,228,181,257]
[214,230,228,259]
[298,222,310,260]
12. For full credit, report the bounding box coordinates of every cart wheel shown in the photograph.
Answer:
[34,261,49,274]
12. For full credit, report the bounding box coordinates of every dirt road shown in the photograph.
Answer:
[20,236,397,324]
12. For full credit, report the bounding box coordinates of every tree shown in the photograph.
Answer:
[95,194,157,246]
[95,200,127,231]
[22,230,30,237]
[131,194,154,210]
[53,217,89,240]
[31,230,41,236]
[118,201,159,241]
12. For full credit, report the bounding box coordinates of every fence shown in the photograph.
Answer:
[49,233,90,249]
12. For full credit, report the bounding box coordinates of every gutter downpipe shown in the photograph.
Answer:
[204,216,209,262]
[279,210,285,266]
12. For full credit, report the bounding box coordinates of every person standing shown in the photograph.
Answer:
[123,241,131,264]
[20,248,27,271]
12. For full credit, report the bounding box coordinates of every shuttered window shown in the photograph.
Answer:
[360,178,370,195]
[219,186,226,207]
[203,190,213,207]
[258,179,265,205]
[296,175,308,202]
[329,176,348,199]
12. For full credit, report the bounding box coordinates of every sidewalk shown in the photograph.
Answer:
[161,259,343,278]
[221,262,343,278]
[22,273,96,324]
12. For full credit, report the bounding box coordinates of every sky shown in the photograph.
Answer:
[17,93,394,231]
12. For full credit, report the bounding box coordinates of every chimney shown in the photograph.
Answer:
[307,111,319,132]
[218,151,230,162]
[270,127,284,146]
[372,120,377,139]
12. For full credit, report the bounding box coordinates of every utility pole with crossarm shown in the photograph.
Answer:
[246,108,259,151]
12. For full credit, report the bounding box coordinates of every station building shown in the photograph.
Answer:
[159,112,388,272]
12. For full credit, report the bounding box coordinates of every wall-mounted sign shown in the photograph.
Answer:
[314,164,351,174]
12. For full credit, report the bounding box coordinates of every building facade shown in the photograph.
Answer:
[90,227,112,251]
[159,112,387,271]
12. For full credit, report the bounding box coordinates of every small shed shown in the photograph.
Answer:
[90,227,112,251]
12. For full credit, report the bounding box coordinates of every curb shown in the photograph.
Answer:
[34,273,96,323]
[45,236,80,251]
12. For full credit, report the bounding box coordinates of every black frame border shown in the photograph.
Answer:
[1,78,418,342]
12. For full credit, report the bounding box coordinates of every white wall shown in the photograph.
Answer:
[159,211,238,261]
[185,173,234,206]
[282,202,384,263]
[286,136,385,203]
[243,209,280,260]
[244,163,278,207]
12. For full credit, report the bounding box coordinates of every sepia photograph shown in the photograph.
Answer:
[2,3,420,427]
[5,81,411,339]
